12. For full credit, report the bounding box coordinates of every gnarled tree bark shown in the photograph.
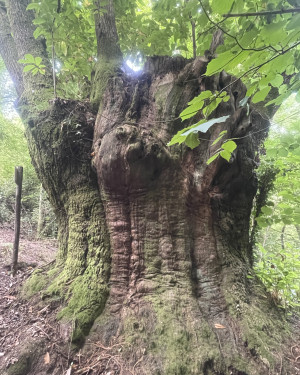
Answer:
[0,1,298,374]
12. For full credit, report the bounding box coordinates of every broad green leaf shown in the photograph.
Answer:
[286,14,300,31]
[185,133,200,149]
[33,27,44,39]
[181,115,230,136]
[278,148,288,157]
[205,51,238,76]
[203,97,223,117]
[35,57,42,66]
[270,74,283,88]
[239,28,258,48]
[33,18,46,25]
[24,54,35,63]
[26,3,41,10]
[222,140,237,153]
[256,217,269,228]
[261,207,273,215]
[246,84,258,97]
[188,90,212,106]
[252,86,271,104]
[31,67,39,75]
[180,90,214,120]
[180,102,204,120]
[220,149,231,162]
[211,0,234,15]
[23,64,35,72]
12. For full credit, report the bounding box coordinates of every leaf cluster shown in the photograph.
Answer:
[18,54,46,76]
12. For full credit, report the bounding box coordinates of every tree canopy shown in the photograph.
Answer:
[11,0,300,157]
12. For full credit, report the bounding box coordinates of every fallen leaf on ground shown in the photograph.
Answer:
[44,352,50,364]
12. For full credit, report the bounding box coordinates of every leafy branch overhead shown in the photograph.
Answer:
[17,0,300,163]
[165,0,300,160]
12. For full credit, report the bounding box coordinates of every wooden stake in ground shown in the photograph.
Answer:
[11,166,23,276]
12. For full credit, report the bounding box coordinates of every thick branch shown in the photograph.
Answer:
[94,0,122,61]
[0,2,24,96]
[223,7,300,18]
[5,0,53,101]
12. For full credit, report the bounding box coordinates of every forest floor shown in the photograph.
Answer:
[1,225,300,375]
[0,224,62,374]
[0,225,122,375]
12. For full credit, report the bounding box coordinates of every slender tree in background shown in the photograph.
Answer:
[0,0,299,374]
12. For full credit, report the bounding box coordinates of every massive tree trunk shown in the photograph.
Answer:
[0,1,298,374]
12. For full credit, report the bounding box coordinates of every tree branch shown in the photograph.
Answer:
[5,0,53,101]
[93,0,122,61]
[0,3,24,96]
[199,0,279,53]
[223,7,300,18]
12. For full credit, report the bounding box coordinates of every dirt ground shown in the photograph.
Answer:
[0,225,64,374]
[0,225,130,375]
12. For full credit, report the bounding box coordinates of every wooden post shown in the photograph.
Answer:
[36,184,44,239]
[11,166,23,276]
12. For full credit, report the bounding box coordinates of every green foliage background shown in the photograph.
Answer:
[0,58,56,236]
[253,95,300,310]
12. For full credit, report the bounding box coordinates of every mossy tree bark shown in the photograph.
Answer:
[0,1,298,374]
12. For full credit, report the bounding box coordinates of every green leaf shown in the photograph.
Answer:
[33,18,46,25]
[205,51,238,76]
[252,86,271,104]
[60,41,68,56]
[180,102,204,120]
[212,130,227,146]
[188,90,212,106]
[18,59,28,64]
[31,67,39,75]
[220,149,231,162]
[206,152,219,165]
[185,133,200,149]
[221,140,237,153]
[211,0,234,15]
[277,148,288,157]
[181,116,230,136]
[286,14,300,31]
[34,56,42,66]
[180,90,213,120]
[33,27,44,39]
[270,74,283,88]
[261,206,273,215]
[24,54,35,62]
[26,3,41,10]
[203,97,223,117]
[23,64,35,72]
